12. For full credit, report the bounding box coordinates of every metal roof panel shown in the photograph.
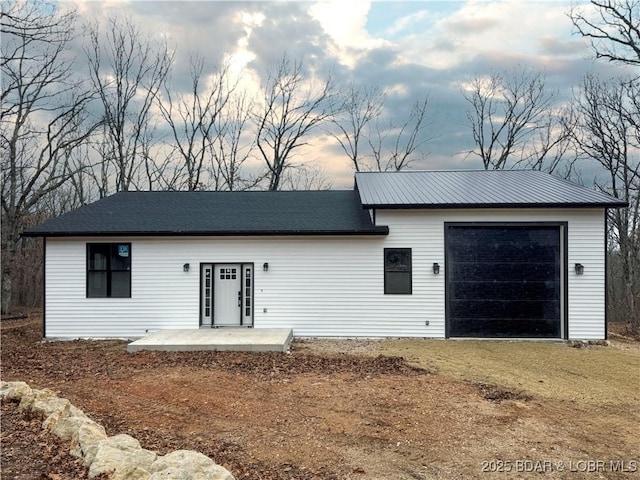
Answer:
[355,170,627,208]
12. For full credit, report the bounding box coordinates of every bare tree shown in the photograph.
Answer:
[209,91,260,191]
[254,56,336,191]
[368,96,431,172]
[570,0,640,66]
[525,106,579,176]
[330,84,432,172]
[1,2,95,313]
[85,16,173,193]
[627,75,640,144]
[573,74,639,331]
[157,54,234,190]
[281,164,333,191]
[463,69,568,170]
[330,83,385,172]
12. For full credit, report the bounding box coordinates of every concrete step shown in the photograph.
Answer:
[127,328,293,353]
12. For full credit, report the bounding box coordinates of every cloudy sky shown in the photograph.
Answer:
[66,0,633,188]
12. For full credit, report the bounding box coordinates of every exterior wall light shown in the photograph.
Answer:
[183,263,190,272]
[263,262,269,271]
[575,263,584,275]
[433,263,440,274]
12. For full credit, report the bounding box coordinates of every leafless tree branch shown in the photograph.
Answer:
[254,55,337,191]
[463,68,565,171]
[84,16,173,193]
[570,0,640,66]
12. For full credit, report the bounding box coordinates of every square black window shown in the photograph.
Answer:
[384,248,412,294]
[86,243,131,298]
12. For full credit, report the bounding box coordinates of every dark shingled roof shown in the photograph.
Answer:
[24,190,389,237]
[355,170,628,209]
[25,171,628,237]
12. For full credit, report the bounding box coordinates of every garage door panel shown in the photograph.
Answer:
[449,262,559,282]
[449,317,560,338]
[448,227,558,245]
[449,280,559,301]
[447,243,559,264]
[447,225,561,338]
[449,299,559,320]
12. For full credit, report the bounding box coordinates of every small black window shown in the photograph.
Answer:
[87,243,131,298]
[384,248,412,294]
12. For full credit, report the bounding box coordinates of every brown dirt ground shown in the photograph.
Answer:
[1,315,639,479]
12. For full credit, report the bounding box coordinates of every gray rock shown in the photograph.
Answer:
[149,450,235,480]
[110,465,151,480]
[18,388,54,411]
[19,388,71,419]
[0,381,33,401]
[42,402,70,432]
[43,403,92,441]
[70,421,108,465]
[51,414,96,443]
[88,434,157,479]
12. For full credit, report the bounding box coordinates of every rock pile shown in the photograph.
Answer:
[0,381,235,480]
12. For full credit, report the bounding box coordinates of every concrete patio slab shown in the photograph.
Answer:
[126,328,293,353]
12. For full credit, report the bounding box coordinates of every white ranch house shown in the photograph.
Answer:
[24,170,627,340]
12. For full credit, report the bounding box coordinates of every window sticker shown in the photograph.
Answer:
[118,244,129,257]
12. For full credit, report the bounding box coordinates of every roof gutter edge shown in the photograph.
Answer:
[22,227,390,238]
[361,202,629,210]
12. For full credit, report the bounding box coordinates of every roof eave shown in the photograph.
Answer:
[23,227,390,238]
[362,201,628,210]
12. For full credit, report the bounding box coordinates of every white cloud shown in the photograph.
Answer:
[385,9,432,37]
[394,0,589,70]
[308,0,390,67]
[226,11,265,77]
[309,0,372,48]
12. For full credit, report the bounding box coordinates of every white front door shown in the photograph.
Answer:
[213,264,241,326]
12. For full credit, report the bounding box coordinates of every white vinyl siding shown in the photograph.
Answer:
[376,208,606,340]
[564,211,607,339]
[44,208,606,340]
[46,236,424,338]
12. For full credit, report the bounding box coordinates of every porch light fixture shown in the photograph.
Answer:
[575,263,584,275]
[433,263,440,275]
[263,262,269,272]
[183,263,190,273]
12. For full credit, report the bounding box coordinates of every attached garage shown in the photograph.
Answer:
[356,170,628,341]
[446,224,565,338]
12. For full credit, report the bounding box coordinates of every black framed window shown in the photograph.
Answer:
[87,243,131,298]
[384,248,412,294]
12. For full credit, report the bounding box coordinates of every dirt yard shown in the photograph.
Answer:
[1,316,638,479]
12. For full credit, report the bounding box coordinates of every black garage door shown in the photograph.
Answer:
[446,225,561,338]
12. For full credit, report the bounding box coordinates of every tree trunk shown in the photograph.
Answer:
[1,272,12,315]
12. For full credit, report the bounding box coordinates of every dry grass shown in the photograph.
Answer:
[382,339,640,408]
[298,337,640,408]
